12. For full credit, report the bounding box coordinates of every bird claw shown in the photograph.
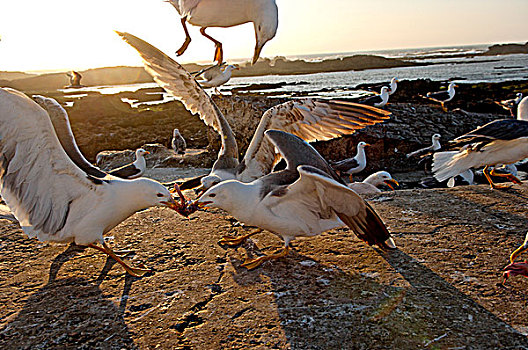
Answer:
[219,235,247,246]
[240,257,267,270]
[125,264,152,277]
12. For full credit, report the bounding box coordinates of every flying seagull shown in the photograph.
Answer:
[0,88,180,277]
[348,171,399,195]
[424,82,457,112]
[195,63,239,94]
[194,129,396,269]
[167,0,278,64]
[330,141,370,181]
[432,119,528,189]
[108,148,150,179]
[117,31,392,192]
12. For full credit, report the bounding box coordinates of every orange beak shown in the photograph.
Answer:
[384,179,399,191]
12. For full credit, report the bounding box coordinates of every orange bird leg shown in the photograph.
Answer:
[489,167,523,185]
[219,229,263,247]
[88,242,151,277]
[483,166,510,190]
[200,27,223,63]
[241,245,291,270]
[176,17,192,56]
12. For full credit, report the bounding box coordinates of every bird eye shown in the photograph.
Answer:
[156,193,164,197]
[209,193,216,198]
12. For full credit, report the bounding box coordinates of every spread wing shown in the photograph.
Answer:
[446,119,528,150]
[0,88,97,237]
[238,100,391,181]
[117,31,238,159]
[264,165,393,249]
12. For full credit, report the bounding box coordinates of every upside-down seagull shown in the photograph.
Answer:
[330,141,370,181]
[195,63,239,94]
[360,86,390,108]
[167,0,278,64]
[109,148,150,179]
[172,128,187,154]
[348,171,399,195]
[194,130,396,269]
[117,31,392,192]
[424,82,457,112]
[496,92,523,117]
[0,88,180,277]
[433,119,528,189]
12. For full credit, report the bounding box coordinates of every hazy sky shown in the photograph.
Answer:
[0,0,527,72]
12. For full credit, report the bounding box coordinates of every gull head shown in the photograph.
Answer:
[173,128,181,136]
[369,171,399,190]
[194,180,246,212]
[432,133,441,141]
[224,65,239,73]
[357,141,370,149]
[200,174,223,192]
[132,178,178,210]
[380,86,390,95]
[136,148,150,158]
[252,1,278,64]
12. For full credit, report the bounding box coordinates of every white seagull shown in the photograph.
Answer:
[360,86,390,108]
[406,133,442,159]
[109,148,150,179]
[167,0,278,64]
[330,141,370,181]
[195,63,239,94]
[117,31,392,192]
[172,128,187,154]
[433,119,528,189]
[496,92,523,117]
[425,82,457,111]
[348,171,399,195]
[388,77,399,95]
[0,88,179,276]
[518,96,528,121]
[194,130,396,269]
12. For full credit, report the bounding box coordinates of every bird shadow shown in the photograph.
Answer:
[229,240,528,349]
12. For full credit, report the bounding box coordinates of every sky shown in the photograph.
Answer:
[0,0,527,72]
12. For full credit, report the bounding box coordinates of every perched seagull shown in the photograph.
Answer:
[496,92,523,117]
[330,142,370,181]
[194,130,396,269]
[388,77,399,95]
[109,148,150,179]
[406,134,442,159]
[167,0,278,64]
[348,171,399,195]
[0,88,179,276]
[117,31,392,192]
[424,82,457,112]
[360,86,390,108]
[195,63,239,94]
[172,128,187,154]
[433,119,528,189]
[518,96,528,121]
[65,71,84,88]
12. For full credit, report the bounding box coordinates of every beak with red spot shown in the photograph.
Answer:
[384,179,400,191]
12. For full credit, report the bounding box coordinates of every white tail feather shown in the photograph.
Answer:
[433,151,477,182]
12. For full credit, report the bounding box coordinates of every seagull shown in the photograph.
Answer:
[348,171,399,195]
[195,63,239,94]
[424,82,457,112]
[65,71,84,88]
[419,169,474,189]
[109,148,150,179]
[0,87,179,276]
[496,93,523,117]
[360,86,390,108]
[388,77,399,95]
[330,141,370,181]
[518,96,528,121]
[167,0,278,64]
[117,31,392,192]
[432,119,528,189]
[406,134,442,159]
[172,128,187,154]
[193,129,396,269]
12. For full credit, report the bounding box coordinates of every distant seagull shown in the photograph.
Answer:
[517,96,528,121]
[109,148,150,179]
[406,133,442,159]
[194,130,396,269]
[172,128,187,154]
[360,86,390,108]
[433,119,528,189]
[424,82,457,111]
[167,0,278,64]
[0,88,178,277]
[496,93,523,117]
[117,31,392,192]
[348,171,399,195]
[195,63,239,94]
[330,141,370,181]
[65,71,84,88]
[388,77,399,95]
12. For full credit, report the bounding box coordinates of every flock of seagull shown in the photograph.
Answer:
[1,0,528,283]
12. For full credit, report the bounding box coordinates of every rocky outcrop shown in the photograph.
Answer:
[481,42,528,56]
